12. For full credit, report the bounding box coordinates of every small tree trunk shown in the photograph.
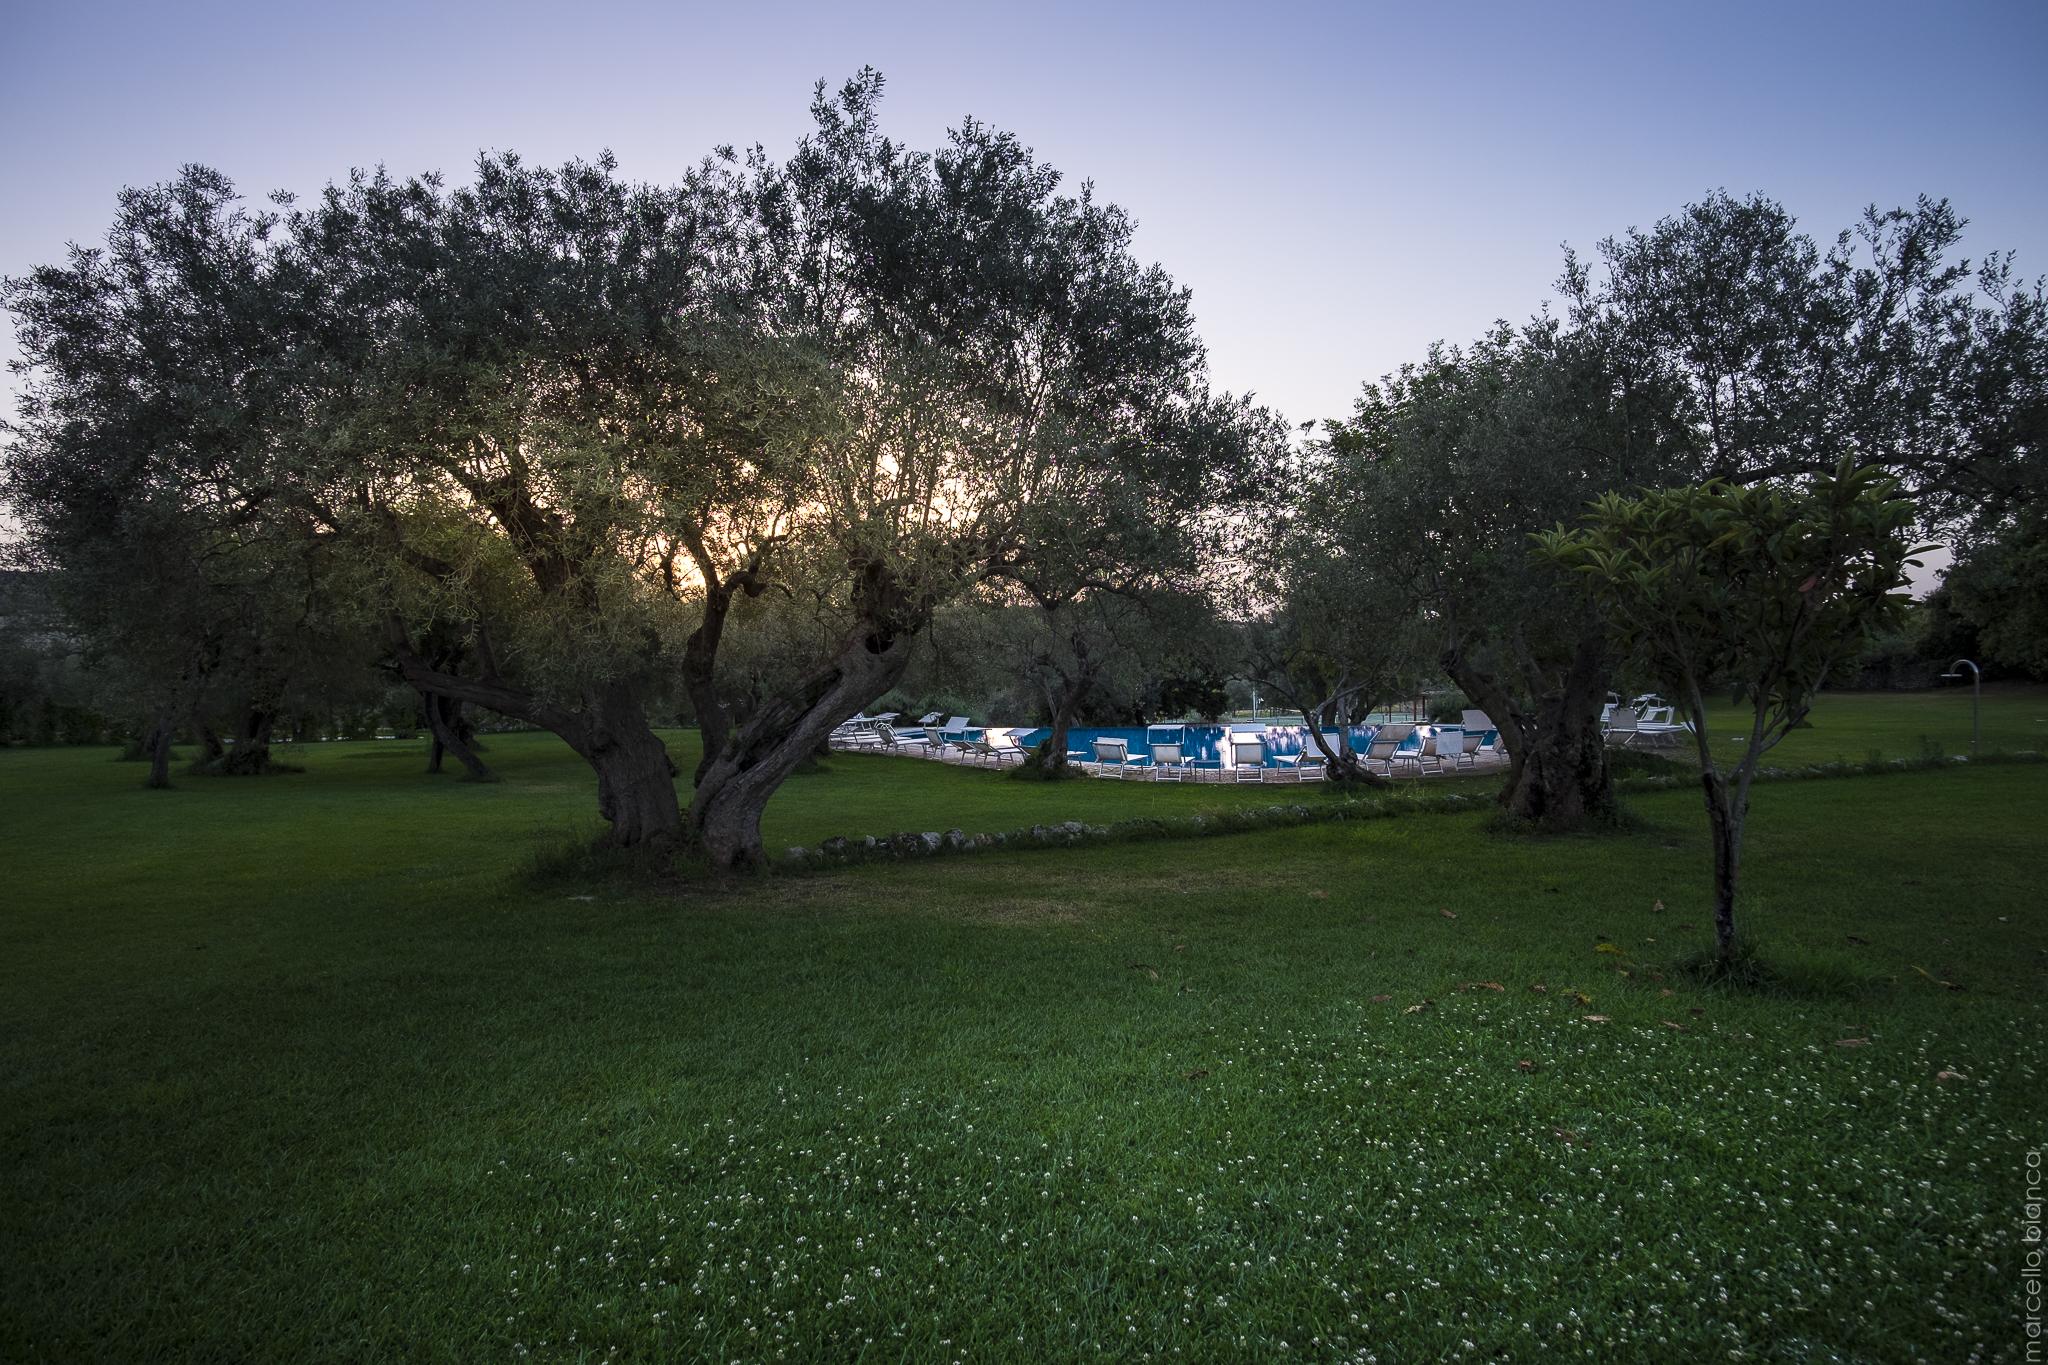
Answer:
[145,711,175,790]
[1296,697,1389,789]
[1701,770,1746,960]
[1036,672,1091,778]
[690,627,915,870]
[423,691,493,780]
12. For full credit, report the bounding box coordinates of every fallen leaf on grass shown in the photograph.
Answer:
[1846,934,1870,945]
[1456,981,1506,993]
[1529,983,1548,994]
[1595,942,1624,955]
[1439,908,1458,920]
[1658,988,1674,998]
[1569,990,1594,1006]
[1935,1069,1967,1083]
[1651,899,1665,912]
[1126,963,1160,980]
[1516,1059,1538,1073]
[1307,890,1330,900]
[1835,1037,1871,1048]
[1552,1127,1582,1144]
[1370,993,1393,1003]
[1581,1014,1610,1023]
[1911,964,1963,991]
[1403,1001,1433,1015]
[1660,1020,1686,1031]
[1184,1068,1209,1080]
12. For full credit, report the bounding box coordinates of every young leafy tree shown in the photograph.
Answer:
[1536,463,1922,963]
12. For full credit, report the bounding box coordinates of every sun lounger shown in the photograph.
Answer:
[1361,722,1415,775]
[1149,741,1192,781]
[1392,727,1458,776]
[1091,736,1135,776]
[1604,706,1640,747]
[968,731,1028,766]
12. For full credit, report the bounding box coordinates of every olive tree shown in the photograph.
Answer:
[282,73,1249,868]
[1322,321,1675,824]
[1537,463,1922,962]
[1234,452,1430,786]
[1,168,358,785]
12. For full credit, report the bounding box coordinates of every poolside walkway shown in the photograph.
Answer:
[831,726,1511,781]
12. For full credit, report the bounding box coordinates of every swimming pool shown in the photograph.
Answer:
[1001,722,1414,768]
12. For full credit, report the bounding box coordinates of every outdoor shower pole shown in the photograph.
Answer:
[1945,658,1981,752]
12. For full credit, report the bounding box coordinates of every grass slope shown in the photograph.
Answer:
[1,689,2043,1361]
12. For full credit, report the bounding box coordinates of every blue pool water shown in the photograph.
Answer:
[1005,722,1411,768]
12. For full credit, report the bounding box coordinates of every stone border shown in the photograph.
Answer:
[780,749,2044,870]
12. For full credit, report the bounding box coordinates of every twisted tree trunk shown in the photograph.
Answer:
[215,705,277,775]
[1446,628,1614,829]
[422,690,493,780]
[690,625,915,870]
[390,624,680,852]
[1292,690,1390,789]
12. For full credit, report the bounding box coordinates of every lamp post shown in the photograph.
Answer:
[1939,658,1981,752]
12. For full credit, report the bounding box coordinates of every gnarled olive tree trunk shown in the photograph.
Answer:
[1031,658,1097,778]
[1445,628,1614,829]
[391,627,681,853]
[689,625,915,870]
[578,682,684,852]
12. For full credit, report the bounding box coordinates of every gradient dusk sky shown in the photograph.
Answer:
[4,0,2045,432]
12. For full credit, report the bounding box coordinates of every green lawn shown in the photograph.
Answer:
[2,689,2043,1360]
[1693,681,2045,765]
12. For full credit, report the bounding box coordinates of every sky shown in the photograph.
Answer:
[3,0,2045,529]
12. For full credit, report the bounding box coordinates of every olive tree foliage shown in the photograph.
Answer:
[1537,464,1922,963]
[1233,449,1431,786]
[1932,510,2048,678]
[1567,192,2046,532]
[0,169,366,787]
[974,394,1283,775]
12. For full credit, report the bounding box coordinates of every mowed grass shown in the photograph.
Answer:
[1,689,2044,1361]
[1693,681,2045,764]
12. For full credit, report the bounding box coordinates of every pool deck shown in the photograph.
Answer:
[829,728,1512,781]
